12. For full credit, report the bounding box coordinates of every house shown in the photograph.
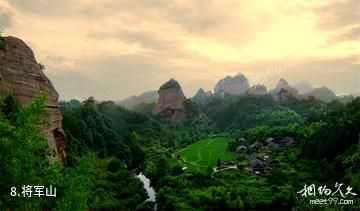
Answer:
[249,141,262,150]
[236,145,247,153]
[250,153,260,160]
[264,157,280,167]
[279,136,296,147]
[265,137,274,143]
[267,142,280,150]
[249,159,266,173]
[248,154,280,173]
[238,137,247,144]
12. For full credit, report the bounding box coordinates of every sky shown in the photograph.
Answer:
[0,0,359,100]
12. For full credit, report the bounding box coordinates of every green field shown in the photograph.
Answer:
[173,137,237,172]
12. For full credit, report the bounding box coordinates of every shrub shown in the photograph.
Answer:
[159,78,181,90]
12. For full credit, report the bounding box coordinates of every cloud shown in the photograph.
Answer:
[0,0,358,99]
[0,11,12,28]
[314,0,360,30]
[329,25,360,44]
[0,1,15,29]
[342,26,360,40]
[88,29,179,53]
[5,0,82,17]
[45,55,174,100]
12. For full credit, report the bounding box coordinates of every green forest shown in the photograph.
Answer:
[0,90,359,210]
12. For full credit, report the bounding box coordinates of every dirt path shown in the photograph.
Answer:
[211,165,238,177]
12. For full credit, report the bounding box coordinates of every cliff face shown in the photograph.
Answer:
[152,79,187,124]
[0,36,66,163]
[214,73,250,96]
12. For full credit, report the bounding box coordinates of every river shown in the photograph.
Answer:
[136,172,156,202]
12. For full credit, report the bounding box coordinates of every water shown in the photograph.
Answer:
[136,172,156,202]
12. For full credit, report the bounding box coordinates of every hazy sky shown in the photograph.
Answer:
[0,0,359,100]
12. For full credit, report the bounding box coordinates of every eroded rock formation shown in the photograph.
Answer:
[0,36,66,163]
[152,79,187,124]
[214,73,250,96]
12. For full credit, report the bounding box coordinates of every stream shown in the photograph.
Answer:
[136,172,157,204]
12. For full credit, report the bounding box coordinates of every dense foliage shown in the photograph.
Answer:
[159,78,181,90]
[0,95,147,210]
[141,94,360,210]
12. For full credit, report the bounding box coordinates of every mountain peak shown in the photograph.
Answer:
[153,79,187,124]
[275,78,290,90]
[214,73,250,96]
[159,78,181,91]
[193,88,212,104]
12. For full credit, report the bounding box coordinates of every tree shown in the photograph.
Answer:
[0,30,5,50]
[0,94,59,209]
[159,78,181,90]
[38,63,46,70]
[217,158,221,167]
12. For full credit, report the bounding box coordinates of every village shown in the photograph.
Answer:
[217,136,297,174]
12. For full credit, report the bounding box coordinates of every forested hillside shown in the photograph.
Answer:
[1,87,360,210]
[1,87,359,210]
[0,95,148,210]
[138,94,360,210]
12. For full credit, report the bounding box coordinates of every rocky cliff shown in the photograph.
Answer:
[0,36,66,163]
[214,73,250,96]
[152,79,187,124]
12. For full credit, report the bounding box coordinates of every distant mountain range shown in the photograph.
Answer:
[117,90,158,109]
[118,72,357,110]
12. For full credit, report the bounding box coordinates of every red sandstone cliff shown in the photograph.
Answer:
[152,79,187,124]
[0,36,66,163]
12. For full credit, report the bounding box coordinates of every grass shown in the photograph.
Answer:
[174,137,237,172]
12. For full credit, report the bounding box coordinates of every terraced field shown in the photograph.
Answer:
[173,137,237,172]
